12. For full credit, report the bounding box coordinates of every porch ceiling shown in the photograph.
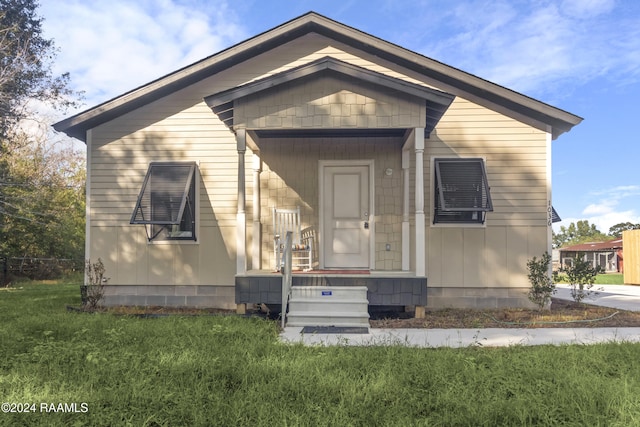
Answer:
[204,56,455,136]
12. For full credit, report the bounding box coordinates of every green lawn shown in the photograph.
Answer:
[595,273,625,284]
[2,281,640,426]
[555,273,624,285]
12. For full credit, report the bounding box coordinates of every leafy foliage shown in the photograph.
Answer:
[0,133,85,258]
[0,0,79,141]
[553,220,608,248]
[561,254,601,303]
[526,252,555,309]
[0,0,84,259]
[608,222,640,238]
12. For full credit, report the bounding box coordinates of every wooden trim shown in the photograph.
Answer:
[205,56,454,107]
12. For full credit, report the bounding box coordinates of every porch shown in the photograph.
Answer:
[235,270,427,315]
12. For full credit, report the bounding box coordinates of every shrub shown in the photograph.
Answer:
[527,252,555,309]
[561,254,601,303]
[84,258,107,310]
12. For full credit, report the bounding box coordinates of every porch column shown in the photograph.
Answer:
[236,129,247,274]
[402,149,410,271]
[252,152,262,270]
[414,128,426,277]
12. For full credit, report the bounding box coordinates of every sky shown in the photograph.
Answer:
[37,0,640,235]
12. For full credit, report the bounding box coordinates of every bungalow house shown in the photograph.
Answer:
[54,12,582,319]
[559,239,623,273]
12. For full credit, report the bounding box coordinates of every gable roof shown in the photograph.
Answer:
[53,11,582,142]
[204,56,455,135]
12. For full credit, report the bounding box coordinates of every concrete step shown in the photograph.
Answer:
[286,286,369,328]
[289,299,368,313]
[290,285,368,299]
[286,311,370,327]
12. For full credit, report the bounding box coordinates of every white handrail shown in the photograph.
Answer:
[281,231,293,329]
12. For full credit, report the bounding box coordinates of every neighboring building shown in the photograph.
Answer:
[558,239,623,273]
[623,230,640,285]
[53,12,582,312]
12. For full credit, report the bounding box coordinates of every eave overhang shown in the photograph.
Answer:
[53,11,582,143]
[204,56,455,135]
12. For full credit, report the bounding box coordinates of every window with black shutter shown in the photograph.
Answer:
[433,158,493,224]
[130,162,197,241]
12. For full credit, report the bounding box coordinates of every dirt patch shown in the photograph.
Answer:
[74,299,640,329]
[69,305,237,317]
[370,298,640,329]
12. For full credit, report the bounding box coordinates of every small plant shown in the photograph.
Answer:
[84,258,107,310]
[561,254,601,303]
[527,252,555,309]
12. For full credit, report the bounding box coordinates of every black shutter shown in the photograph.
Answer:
[434,158,492,224]
[131,162,196,225]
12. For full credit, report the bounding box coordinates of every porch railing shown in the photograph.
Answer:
[281,231,293,329]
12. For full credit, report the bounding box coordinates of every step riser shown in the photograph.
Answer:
[290,301,368,312]
[287,286,369,328]
[291,286,368,300]
[287,316,370,327]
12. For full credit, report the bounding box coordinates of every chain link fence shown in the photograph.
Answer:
[1,256,84,285]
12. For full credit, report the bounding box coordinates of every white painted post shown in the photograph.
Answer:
[402,148,410,271]
[236,129,247,274]
[252,152,261,270]
[414,128,426,277]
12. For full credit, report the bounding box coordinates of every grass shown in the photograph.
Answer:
[554,273,624,284]
[595,273,625,284]
[2,280,640,426]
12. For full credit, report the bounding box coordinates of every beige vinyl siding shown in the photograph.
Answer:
[87,29,551,294]
[89,90,246,287]
[424,97,549,289]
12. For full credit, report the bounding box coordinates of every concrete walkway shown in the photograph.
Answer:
[554,284,640,312]
[280,284,640,348]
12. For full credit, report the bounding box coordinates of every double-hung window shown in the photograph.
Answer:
[130,162,197,241]
[433,158,493,224]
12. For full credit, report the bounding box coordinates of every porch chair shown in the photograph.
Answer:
[273,206,313,271]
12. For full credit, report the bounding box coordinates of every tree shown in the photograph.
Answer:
[0,131,85,259]
[0,0,78,142]
[608,222,640,238]
[553,220,608,248]
[0,0,84,259]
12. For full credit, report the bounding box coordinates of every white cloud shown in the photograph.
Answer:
[421,0,639,98]
[594,185,640,199]
[585,210,640,235]
[578,185,640,232]
[554,183,640,233]
[582,203,614,216]
[40,0,248,109]
[561,0,615,18]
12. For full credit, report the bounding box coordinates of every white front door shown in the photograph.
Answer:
[321,162,372,269]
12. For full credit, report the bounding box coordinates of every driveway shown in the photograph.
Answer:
[554,284,640,312]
